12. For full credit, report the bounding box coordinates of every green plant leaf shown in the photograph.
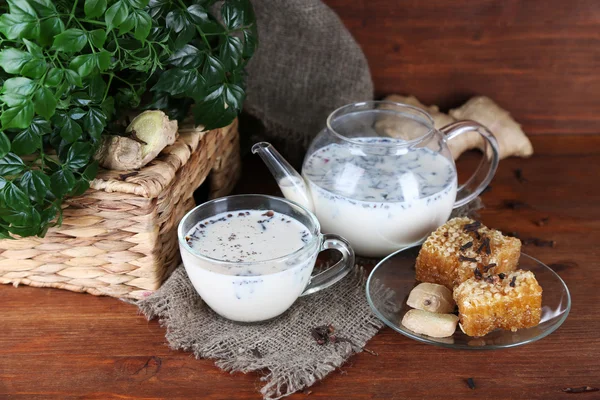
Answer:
[7,0,38,18]
[29,0,57,17]
[1,101,34,129]
[39,202,59,227]
[166,9,187,33]
[33,86,57,119]
[20,58,46,79]
[0,4,39,40]
[132,10,152,41]
[70,178,91,196]
[59,118,83,143]
[202,55,226,87]
[69,107,86,120]
[65,142,93,170]
[12,126,41,155]
[219,36,243,69]
[50,168,76,198]
[101,97,115,118]
[119,14,136,35]
[72,92,93,106]
[147,0,169,19]
[151,68,203,96]
[82,108,107,140]
[126,0,149,8]
[45,68,64,87]
[64,69,83,87]
[52,29,88,53]
[39,16,64,46]
[86,74,106,102]
[242,27,257,59]
[0,153,26,176]
[23,39,43,58]
[2,77,36,95]
[105,0,129,31]
[96,50,111,71]
[168,44,203,69]
[224,82,244,111]
[193,84,237,130]
[174,23,195,50]
[187,4,210,25]
[11,117,49,155]
[0,132,11,158]
[82,160,99,180]
[222,0,254,30]
[69,54,96,77]
[85,0,108,18]
[0,93,27,107]
[89,29,107,48]
[19,170,50,203]
[0,207,39,229]
[4,181,31,211]
[0,48,32,74]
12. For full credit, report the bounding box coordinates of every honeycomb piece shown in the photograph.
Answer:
[415,217,521,289]
[453,270,543,337]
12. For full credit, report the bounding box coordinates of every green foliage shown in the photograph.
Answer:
[0,0,258,237]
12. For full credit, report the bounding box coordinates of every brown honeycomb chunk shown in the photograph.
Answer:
[453,270,542,337]
[415,217,521,289]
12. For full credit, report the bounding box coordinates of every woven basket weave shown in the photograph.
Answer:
[0,119,240,299]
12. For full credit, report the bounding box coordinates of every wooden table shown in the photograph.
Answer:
[1,134,599,399]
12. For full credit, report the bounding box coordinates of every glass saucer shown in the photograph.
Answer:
[366,246,571,349]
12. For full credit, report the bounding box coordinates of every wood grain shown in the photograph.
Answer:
[323,0,600,135]
[1,134,600,399]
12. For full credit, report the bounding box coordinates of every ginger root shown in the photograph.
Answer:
[126,110,178,166]
[384,94,456,130]
[94,110,178,171]
[449,96,533,160]
[382,94,534,160]
[94,136,143,170]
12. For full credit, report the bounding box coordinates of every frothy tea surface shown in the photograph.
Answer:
[303,138,455,202]
[185,209,312,263]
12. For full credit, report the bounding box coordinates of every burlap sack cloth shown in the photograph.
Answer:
[242,0,374,166]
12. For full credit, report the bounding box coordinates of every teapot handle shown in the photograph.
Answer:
[441,121,500,208]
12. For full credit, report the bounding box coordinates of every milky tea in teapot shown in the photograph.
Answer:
[254,101,499,257]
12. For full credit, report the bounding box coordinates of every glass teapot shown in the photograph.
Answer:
[253,101,499,257]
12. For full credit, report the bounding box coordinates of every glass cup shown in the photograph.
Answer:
[177,194,355,322]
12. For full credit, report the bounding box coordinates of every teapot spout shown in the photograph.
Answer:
[252,142,315,212]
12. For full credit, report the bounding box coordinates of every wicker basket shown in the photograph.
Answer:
[0,119,240,299]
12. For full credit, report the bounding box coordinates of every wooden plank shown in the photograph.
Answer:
[1,134,599,399]
[324,0,600,135]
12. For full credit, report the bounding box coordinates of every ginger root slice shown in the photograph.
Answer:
[382,94,534,160]
[449,96,534,160]
[126,110,178,166]
[401,309,458,338]
[407,282,456,314]
[94,110,178,171]
[94,136,143,171]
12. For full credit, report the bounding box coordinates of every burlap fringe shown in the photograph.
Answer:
[137,265,384,399]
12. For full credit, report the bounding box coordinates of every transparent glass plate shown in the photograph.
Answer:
[366,246,571,349]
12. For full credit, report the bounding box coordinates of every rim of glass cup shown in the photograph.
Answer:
[326,100,437,147]
[177,194,322,267]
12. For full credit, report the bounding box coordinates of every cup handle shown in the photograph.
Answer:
[300,234,355,296]
[441,120,500,208]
